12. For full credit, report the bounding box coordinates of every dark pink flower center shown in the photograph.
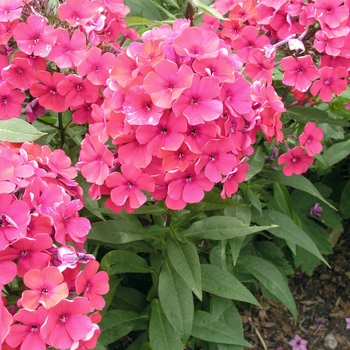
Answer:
[60,316,66,323]
[41,288,49,295]
[31,326,38,332]
[186,176,192,182]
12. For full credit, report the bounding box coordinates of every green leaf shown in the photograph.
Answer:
[266,171,336,210]
[247,188,262,215]
[0,119,46,142]
[113,286,148,313]
[184,216,277,240]
[101,250,156,275]
[201,264,260,306]
[185,191,243,211]
[99,310,148,345]
[159,260,193,339]
[166,235,202,300]
[125,0,166,20]
[294,245,320,276]
[126,332,148,350]
[255,241,294,275]
[88,220,145,245]
[245,146,265,180]
[125,16,159,26]
[191,311,252,347]
[149,299,183,350]
[189,0,224,19]
[340,180,350,219]
[101,276,122,315]
[210,295,231,321]
[238,255,297,321]
[273,182,293,217]
[322,138,350,167]
[286,106,350,126]
[228,236,246,266]
[252,210,328,265]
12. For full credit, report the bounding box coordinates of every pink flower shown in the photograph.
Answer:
[1,302,13,344]
[346,317,350,330]
[0,81,26,120]
[5,307,47,350]
[281,55,319,92]
[173,75,223,125]
[278,146,314,176]
[288,334,308,350]
[315,0,349,29]
[173,26,220,59]
[40,297,93,349]
[58,0,98,27]
[0,0,23,22]
[310,66,348,102]
[21,266,69,310]
[47,28,87,69]
[143,59,194,109]
[221,162,250,199]
[77,47,115,86]
[76,134,114,185]
[106,164,155,213]
[75,259,109,310]
[12,15,56,57]
[299,122,323,156]
[0,193,30,250]
[30,71,69,112]
[123,86,165,125]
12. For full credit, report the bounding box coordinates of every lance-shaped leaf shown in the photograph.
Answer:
[201,264,260,306]
[238,255,297,322]
[184,216,276,240]
[0,119,46,142]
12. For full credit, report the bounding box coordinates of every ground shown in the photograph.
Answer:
[242,230,350,350]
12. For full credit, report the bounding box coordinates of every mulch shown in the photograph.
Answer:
[242,229,350,350]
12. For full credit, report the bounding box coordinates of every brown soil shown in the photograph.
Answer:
[241,231,350,350]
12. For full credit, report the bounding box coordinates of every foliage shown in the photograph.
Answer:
[1,0,350,349]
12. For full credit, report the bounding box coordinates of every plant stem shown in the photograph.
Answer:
[58,112,65,148]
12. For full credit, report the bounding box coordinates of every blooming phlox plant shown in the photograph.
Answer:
[0,141,109,349]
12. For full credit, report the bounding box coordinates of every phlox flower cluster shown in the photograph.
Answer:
[0,142,109,349]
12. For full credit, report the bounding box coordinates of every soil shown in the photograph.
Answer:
[242,230,350,350]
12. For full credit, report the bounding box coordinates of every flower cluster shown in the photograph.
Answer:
[0,142,109,349]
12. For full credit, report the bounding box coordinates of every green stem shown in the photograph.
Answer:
[58,112,65,148]
[185,2,194,26]
[282,86,291,103]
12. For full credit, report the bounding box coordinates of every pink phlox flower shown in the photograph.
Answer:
[0,193,30,250]
[192,56,235,83]
[288,334,308,350]
[136,111,187,157]
[221,160,250,199]
[0,55,9,81]
[40,297,93,349]
[4,233,53,277]
[47,28,87,69]
[51,199,91,245]
[165,163,214,210]
[143,59,194,109]
[56,246,95,271]
[14,50,47,72]
[12,15,56,57]
[24,98,46,122]
[184,121,218,154]
[57,74,99,107]
[245,48,274,85]
[58,0,98,27]
[75,259,109,311]
[173,26,220,59]
[110,50,139,87]
[228,1,258,22]
[0,81,26,119]
[224,112,246,154]
[310,66,348,102]
[195,138,237,183]
[298,122,323,156]
[5,307,47,350]
[315,0,349,29]
[0,256,17,285]
[1,302,13,344]
[313,30,344,56]
[160,141,199,172]
[221,19,244,41]
[0,19,18,45]
[278,146,314,176]
[281,55,319,92]
[173,75,223,125]
[106,163,155,213]
[1,57,37,90]
[0,145,35,193]
[231,26,270,63]
[72,102,95,125]
[21,265,69,310]
[47,148,78,181]
[123,85,165,125]
[220,73,253,115]
[76,134,114,185]
[30,71,69,112]
[134,38,165,68]
[198,13,220,31]
[99,0,130,17]
[213,0,237,15]
[346,317,350,329]
[0,0,23,22]
[77,47,115,86]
